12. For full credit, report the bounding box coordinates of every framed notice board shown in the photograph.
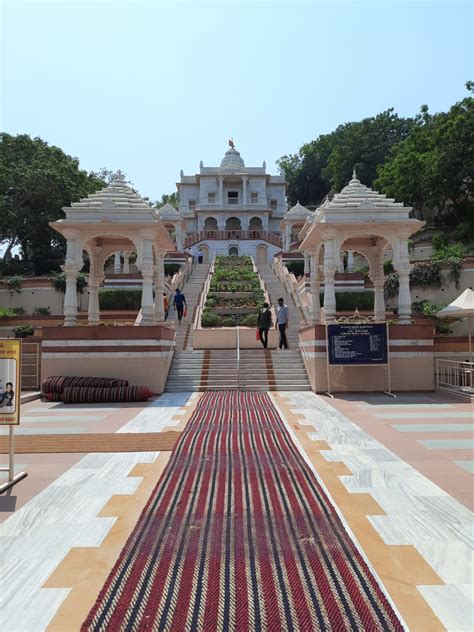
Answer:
[327,323,388,366]
[0,338,21,425]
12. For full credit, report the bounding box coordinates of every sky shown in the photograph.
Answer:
[1,0,473,203]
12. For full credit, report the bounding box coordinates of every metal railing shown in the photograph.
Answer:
[436,359,474,394]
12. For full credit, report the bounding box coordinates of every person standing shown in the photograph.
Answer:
[173,288,187,323]
[257,302,272,349]
[197,249,203,264]
[163,293,170,321]
[275,297,289,350]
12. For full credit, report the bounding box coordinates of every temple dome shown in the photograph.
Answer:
[220,147,245,170]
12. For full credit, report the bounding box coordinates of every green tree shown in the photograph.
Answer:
[375,84,474,229]
[155,192,180,209]
[0,134,106,274]
[277,109,414,206]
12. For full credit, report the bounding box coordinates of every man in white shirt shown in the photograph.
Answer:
[275,297,289,349]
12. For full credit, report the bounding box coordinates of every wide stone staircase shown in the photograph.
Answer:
[166,261,311,392]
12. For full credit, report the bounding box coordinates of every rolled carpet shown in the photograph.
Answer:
[42,376,129,394]
[62,385,153,404]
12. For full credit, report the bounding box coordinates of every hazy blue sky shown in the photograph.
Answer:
[1,0,473,202]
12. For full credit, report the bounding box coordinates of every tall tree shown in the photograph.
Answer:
[277,109,415,207]
[0,134,105,274]
[375,84,474,229]
[155,192,180,209]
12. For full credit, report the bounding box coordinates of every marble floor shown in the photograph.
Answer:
[0,390,472,631]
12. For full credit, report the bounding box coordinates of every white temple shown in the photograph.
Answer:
[160,144,288,263]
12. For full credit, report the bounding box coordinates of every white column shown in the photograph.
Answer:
[397,238,412,324]
[176,224,183,251]
[154,253,165,322]
[310,252,321,323]
[87,276,102,325]
[338,250,345,273]
[140,239,155,325]
[242,176,248,206]
[284,224,291,251]
[323,238,337,323]
[63,236,81,327]
[372,276,386,321]
[304,252,310,286]
[114,251,121,274]
[219,176,224,205]
[123,251,130,274]
[347,251,354,273]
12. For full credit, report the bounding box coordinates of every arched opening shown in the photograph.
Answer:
[204,217,218,231]
[229,246,239,256]
[256,244,268,264]
[290,223,304,243]
[249,216,263,231]
[164,223,176,241]
[225,217,242,231]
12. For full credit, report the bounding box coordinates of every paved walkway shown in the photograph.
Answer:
[0,391,472,631]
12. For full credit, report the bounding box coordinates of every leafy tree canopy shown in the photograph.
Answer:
[0,133,106,274]
[374,84,474,232]
[277,109,415,207]
[155,192,180,209]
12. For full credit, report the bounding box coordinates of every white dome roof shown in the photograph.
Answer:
[220,147,245,170]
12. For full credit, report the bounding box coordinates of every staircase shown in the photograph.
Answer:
[166,261,311,392]
[165,264,209,392]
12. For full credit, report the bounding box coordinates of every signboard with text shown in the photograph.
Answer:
[327,323,388,366]
[0,339,21,425]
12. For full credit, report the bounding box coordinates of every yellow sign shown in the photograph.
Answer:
[0,339,21,425]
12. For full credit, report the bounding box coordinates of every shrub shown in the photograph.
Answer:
[201,309,221,327]
[34,307,51,316]
[412,300,456,334]
[13,325,34,338]
[7,275,23,294]
[52,271,88,294]
[383,259,395,275]
[0,307,16,319]
[12,307,25,316]
[409,261,442,288]
[0,260,34,276]
[285,261,304,277]
[330,291,374,311]
[99,289,142,310]
[240,313,258,327]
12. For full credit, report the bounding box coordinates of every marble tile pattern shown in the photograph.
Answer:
[0,392,194,632]
[281,391,474,632]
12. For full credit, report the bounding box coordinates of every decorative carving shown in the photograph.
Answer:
[336,309,376,324]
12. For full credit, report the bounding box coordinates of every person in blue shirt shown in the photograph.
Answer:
[173,289,187,323]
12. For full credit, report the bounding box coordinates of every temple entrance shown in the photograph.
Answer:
[229,246,239,256]
[256,244,268,264]
[200,245,210,263]
[225,217,242,231]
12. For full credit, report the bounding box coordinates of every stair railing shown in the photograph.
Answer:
[236,326,241,390]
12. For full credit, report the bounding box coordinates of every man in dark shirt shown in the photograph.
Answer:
[173,289,187,323]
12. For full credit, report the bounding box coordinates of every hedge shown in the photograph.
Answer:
[321,291,374,311]
[99,289,142,310]
[285,261,304,277]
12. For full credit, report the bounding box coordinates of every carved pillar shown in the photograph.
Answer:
[87,276,102,325]
[219,176,224,205]
[140,238,155,326]
[347,250,354,273]
[397,238,412,324]
[323,238,337,323]
[304,252,310,287]
[242,176,248,205]
[154,252,165,322]
[176,224,183,251]
[123,251,130,274]
[63,236,81,327]
[284,224,291,251]
[310,252,321,323]
[372,276,386,321]
[114,251,121,274]
[338,250,345,273]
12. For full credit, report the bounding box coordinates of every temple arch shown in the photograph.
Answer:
[225,217,242,231]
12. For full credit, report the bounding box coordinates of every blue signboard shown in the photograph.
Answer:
[327,323,388,365]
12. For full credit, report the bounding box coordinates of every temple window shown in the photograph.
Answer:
[227,191,239,204]
[208,192,216,203]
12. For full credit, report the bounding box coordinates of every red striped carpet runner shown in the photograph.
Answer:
[82,391,403,631]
